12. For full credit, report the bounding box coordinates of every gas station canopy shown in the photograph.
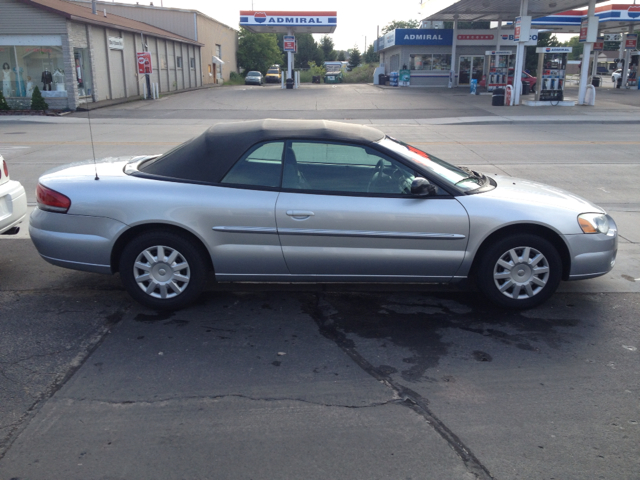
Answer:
[424,0,609,22]
[239,11,337,34]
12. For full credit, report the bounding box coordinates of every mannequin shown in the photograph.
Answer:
[2,63,11,97]
[41,68,52,91]
[26,76,34,97]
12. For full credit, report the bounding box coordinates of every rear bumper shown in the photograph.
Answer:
[0,180,27,234]
[566,215,618,280]
[29,208,128,274]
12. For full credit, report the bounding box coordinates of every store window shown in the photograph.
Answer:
[215,44,221,58]
[73,48,94,98]
[176,56,183,68]
[190,57,195,69]
[409,53,452,71]
[1,45,66,98]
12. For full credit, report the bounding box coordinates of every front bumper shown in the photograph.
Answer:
[0,180,27,234]
[566,214,618,280]
[29,208,128,274]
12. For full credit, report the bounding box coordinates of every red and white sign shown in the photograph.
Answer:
[579,17,589,42]
[456,29,538,46]
[137,52,152,74]
[457,34,494,41]
[593,37,604,51]
[626,33,638,49]
[514,17,522,41]
[283,35,296,52]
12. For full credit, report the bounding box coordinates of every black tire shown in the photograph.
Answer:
[119,230,207,311]
[475,234,562,309]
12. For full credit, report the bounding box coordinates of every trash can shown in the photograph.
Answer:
[592,76,600,87]
[378,73,386,86]
[522,82,530,95]
[286,78,294,89]
[491,87,505,106]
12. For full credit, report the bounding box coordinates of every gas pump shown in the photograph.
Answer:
[535,47,572,102]
[484,50,511,91]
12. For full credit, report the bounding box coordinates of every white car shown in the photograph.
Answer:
[611,69,629,84]
[0,155,27,235]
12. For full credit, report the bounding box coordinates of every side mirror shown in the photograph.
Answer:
[411,177,437,196]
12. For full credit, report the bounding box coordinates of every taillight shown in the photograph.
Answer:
[2,159,7,178]
[36,183,71,213]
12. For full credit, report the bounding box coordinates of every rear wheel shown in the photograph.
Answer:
[119,231,207,310]
[476,234,562,309]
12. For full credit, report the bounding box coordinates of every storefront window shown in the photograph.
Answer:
[0,45,66,98]
[410,53,451,71]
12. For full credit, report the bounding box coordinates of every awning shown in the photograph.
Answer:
[212,56,225,65]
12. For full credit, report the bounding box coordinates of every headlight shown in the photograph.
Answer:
[578,213,609,234]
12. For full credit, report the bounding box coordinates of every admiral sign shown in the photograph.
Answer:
[239,11,337,33]
[535,46,572,53]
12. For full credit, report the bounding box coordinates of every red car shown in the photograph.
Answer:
[478,69,537,92]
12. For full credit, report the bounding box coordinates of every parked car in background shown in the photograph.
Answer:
[479,69,537,92]
[265,65,282,83]
[0,155,27,235]
[244,71,263,86]
[30,120,617,311]
[611,69,629,83]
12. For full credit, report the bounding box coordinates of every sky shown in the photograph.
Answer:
[106,0,636,49]
[108,0,431,51]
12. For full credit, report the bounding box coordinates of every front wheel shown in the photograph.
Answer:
[119,231,207,310]
[476,234,562,309]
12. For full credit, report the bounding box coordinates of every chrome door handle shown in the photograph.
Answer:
[286,210,315,217]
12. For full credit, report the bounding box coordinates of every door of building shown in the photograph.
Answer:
[458,56,484,85]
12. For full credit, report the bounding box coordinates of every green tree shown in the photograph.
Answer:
[336,51,346,62]
[30,86,48,111]
[562,36,584,60]
[348,45,362,69]
[363,44,378,64]
[294,33,322,68]
[381,19,419,34]
[237,27,283,74]
[320,36,336,61]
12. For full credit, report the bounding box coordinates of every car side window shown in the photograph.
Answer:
[282,141,417,195]
[221,141,284,188]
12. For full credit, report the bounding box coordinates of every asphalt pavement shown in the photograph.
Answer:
[0,83,639,479]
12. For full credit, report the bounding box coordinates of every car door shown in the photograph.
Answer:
[211,140,288,279]
[275,140,470,281]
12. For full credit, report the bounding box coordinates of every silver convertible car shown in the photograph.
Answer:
[30,120,617,310]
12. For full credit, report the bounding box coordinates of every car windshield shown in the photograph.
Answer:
[247,71,260,76]
[267,69,278,74]
[379,136,484,192]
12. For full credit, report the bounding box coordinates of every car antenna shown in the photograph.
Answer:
[85,97,99,180]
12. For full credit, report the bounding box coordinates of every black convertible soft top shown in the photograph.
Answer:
[137,119,386,184]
